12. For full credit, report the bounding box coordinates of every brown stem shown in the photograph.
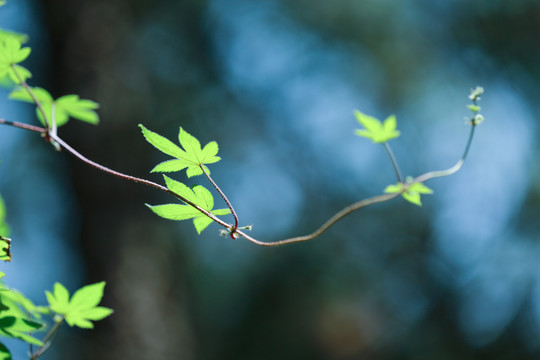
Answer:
[233,192,400,246]
[1,111,478,246]
[0,118,46,133]
[48,133,232,229]
[200,165,239,237]
[10,64,51,130]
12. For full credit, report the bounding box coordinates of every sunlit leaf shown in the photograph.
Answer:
[9,87,99,126]
[147,175,230,234]
[384,181,433,206]
[354,111,400,143]
[46,282,112,329]
[139,125,221,177]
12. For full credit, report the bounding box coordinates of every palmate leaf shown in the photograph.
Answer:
[354,110,400,143]
[46,282,113,329]
[9,87,99,126]
[0,288,45,347]
[139,125,221,177]
[146,176,230,234]
[0,37,31,84]
[384,181,433,206]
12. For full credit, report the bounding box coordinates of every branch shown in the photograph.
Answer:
[0,92,480,247]
[0,118,46,133]
[200,165,239,236]
[10,64,50,130]
[48,133,232,229]
[234,192,401,246]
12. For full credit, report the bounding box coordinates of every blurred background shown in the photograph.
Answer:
[1,0,540,359]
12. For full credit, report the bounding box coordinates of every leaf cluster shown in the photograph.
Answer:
[140,125,231,234]
[9,87,99,127]
[0,276,46,358]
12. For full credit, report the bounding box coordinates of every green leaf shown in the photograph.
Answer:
[467,104,481,112]
[383,183,403,194]
[0,341,12,360]
[147,176,231,234]
[46,283,70,314]
[0,287,45,348]
[46,282,113,329]
[0,37,31,84]
[0,29,29,44]
[354,111,400,143]
[139,125,221,177]
[0,37,30,64]
[0,316,43,346]
[55,95,100,124]
[9,86,53,104]
[384,181,433,206]
[9,87,99,126]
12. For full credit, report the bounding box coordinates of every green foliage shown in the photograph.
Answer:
[0,36,31,84]
[45,282,113,329]
[385,181,434,206]
[9,87,100,127]
[147,176,231,234]
[0,280,45,357]
[354,110,400,143]
[0,0,484,355]
[139,125,221,177]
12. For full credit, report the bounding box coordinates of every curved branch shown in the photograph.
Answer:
[48,133,233,229]
[1,115,479,247]
[234,192,401,246]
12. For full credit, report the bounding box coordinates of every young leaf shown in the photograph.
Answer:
[55,95,100,125]
[354,111,400,143]
[45,283,70,315]
[139,125,221,177]
[46,282,113,329]
[0,317,43,346]
[384,181,433,206]
[9,87,99,126]
[147,175,231,234]
[0,290,44,347]
[0,37,31,84]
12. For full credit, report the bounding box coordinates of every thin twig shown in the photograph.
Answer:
[383,142,403,183]
[0,105,478,246]
[413,124,476,183]
[30,318,63,359]
[10,64,50,130]
[48,133,231,229]
[0,118,46,133]
[200,165,239,235]
[234,192,401,246]
[233,121,479,246]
